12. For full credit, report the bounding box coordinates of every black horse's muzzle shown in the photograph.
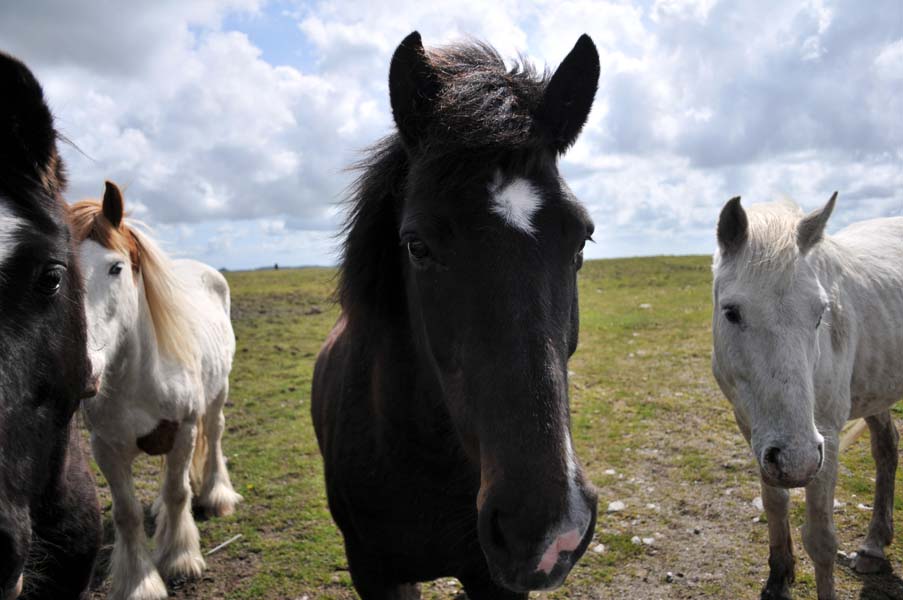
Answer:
[478,481,598,592]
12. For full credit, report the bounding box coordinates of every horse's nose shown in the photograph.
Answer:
[477,482,596,592]
[80,374,101,399]
[760,442,822,487]
[763,445,782,470]
[536,527,585,575]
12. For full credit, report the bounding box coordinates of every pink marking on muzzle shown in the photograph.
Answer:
[536,528,582,575]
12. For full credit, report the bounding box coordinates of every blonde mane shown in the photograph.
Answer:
[70,200,199,371]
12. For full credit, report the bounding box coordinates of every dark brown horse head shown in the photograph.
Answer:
[340,33,600,592]
[0,52,92,599]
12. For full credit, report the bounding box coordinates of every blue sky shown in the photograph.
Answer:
[1,0,900,269]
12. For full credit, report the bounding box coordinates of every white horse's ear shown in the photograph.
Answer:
[102,180,124,228]
[797,192,837,255]
[717,196,747,255]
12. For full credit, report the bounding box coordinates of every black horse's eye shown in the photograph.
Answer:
[723,305,742,325]
[109,262,124,276]
[574,242,585,269]
[36,264,65,296]
[575,234,593,270]
[407,239,430,261]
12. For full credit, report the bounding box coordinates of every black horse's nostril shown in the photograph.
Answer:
[490,509,508,552]
[764,446,781,467]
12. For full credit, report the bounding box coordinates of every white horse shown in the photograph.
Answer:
[712,193,903,600]
[71,182,242,600]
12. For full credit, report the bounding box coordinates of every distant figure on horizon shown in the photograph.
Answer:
[274,263,279,270]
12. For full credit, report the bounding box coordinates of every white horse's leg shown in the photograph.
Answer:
[802,434,839,600]
[92,435,167,600]
[153,420,205,580]
[852,411,898,573]
[760,482,794,600]
[197,382,243,517]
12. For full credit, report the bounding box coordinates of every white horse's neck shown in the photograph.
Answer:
[111,275,184,398]
[808,234,846,272]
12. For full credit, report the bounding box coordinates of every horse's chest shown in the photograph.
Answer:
[83,382,196,449]
[330,447,479,568]
[136,419,180,455]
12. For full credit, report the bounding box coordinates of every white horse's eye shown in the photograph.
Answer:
[109,262,124,276]
[816,303,829,329]
[723,305,742,325]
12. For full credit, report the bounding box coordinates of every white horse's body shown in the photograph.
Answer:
[83,259,235,445]
[830,219,903,418]
[713,196,903,600]
[74,183,241,600]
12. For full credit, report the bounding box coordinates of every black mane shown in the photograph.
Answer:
[337,40,552,322]
[336,136,407,322]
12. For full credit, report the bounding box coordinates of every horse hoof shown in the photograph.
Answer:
[760,585,792,600]
[111,570,168,600]
[156,551,206,581]
[198,485,243,518]
[851,551,890,574]
[206,502,235,518]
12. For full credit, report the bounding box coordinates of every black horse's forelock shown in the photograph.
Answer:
[427,41,549,152]
[337,40,553,320]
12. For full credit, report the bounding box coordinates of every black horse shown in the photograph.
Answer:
[0,52,101,599]
[312,32,600,599]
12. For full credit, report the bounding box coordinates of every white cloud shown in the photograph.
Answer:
[0,0,899,268]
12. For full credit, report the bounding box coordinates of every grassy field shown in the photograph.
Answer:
[87,256,903,599]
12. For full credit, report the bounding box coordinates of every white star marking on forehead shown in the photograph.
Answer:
[488,173,543,235]
[0,201,25,271]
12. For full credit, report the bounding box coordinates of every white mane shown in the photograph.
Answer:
[714,200,805,277]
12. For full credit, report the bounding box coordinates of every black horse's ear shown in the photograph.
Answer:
[103,180,124,227]
[717,196,748,255]
[798,192,837,255]
[0,52,58,183]
[535,34,600,154]
[389,31,440,147]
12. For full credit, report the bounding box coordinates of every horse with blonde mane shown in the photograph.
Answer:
[712,194,903,600]
[70,182,241,600]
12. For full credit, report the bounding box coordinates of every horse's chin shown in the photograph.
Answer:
[759,468,819,489]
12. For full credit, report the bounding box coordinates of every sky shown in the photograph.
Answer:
[0,0,900,269]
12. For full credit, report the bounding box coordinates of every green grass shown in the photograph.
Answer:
[87,256,903,599]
